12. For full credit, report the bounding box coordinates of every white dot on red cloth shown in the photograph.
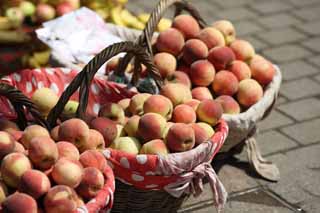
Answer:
[88,198,96,204]
[131,174,144,182]
[50,83,59,94]
[145,171,156,176]
[91,83,100,95]
[32,77,37,86]
[45,68,54,75]
[145,184,158,188]
[64,83,70,90]
[93,103,100,115]
[105,194,110,205]
[26,82,32,93]
[34,68,41,73]
[212,143,217,152]
[61,68,71,74]
[120,157,130,169]
[102,149,111,159]
[77,206,88,213]
[38,82,44,89]
[136,155,147,164]
[13,73,21,82]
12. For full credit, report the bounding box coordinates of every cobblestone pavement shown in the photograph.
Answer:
[127,0,320,212]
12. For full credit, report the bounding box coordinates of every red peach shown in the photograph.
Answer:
[129,93,152,115]
[182,39,208,65]
[13,142,25,154]
[250,56,275,86]
[230,39,255,62]
[99,102,125,125]
[139,139,169,155]
[124,115,140,137]
[56,2,73,16]
[191,87,213,101]
[160,83,192,106]
[2,192,37,213]
[137,113,167,142]
[44,185,78,213]
[228,60,251,81]
[0,118,20,136]
[76,167,104,200]
[215,95,241,114]
[197,27,225,49]
[196,99,223,126]
[165,71,192,89]
[20,124,50,149]
[0,131,15,159]
[212,70,239,96]
[208,46,235,71]
[110,137,141,154]
[156,28,185,56]
[143,95,173,120]
[19,169,51,199]
[52,158,83,188]
[190,123,211,145]
[79,150,107,172]
[184,99,201,111]
[90,117,118,147]
[50,125,60,141]
[0,181,7,204]
[166,123,195,152]
[172,104,197,124]
[172,14,200,39]
[237,79,263,108]
[197,122,215,139]
[118,98,131,116]
[212,20,236,45]
[154,52,177,78]
[56,141,80,161]
[84,129,105,151]
[36,3,55,22]
[190,60,215,86]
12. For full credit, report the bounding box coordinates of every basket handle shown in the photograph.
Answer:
[114,0,207,79]
[47,41,161,128]
[0,83,49,130]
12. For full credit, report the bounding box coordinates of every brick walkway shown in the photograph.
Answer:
[127,0,320,212]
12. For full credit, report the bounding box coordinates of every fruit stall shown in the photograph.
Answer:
[0,0,281,212]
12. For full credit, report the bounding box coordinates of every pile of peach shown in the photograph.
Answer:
[147,15,276,113]
[0,118,109,212]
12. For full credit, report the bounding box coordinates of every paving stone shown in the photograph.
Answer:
[258,110,294,131]
[265,144,320,204]
[257,14,303,29]
[279,78,320,100]
[315,74,320,83]
[262,45,312,63]
[256,131,298,155]
[215,7,258,22]
[296,22,320,36]
[277,98,320,121]
[240,36,268,52]
[256,28,306,45]
[288,0,320,7]
[212,0,254,9]
[181,181,215,208]
[280,60,319,81]
[308,55,320,67]
[250,2,293,14]
[234,20,264,37]
[275,97,288,106]
[280,118,320,145]
[300,198,320,213]
[292,5,320,21]
[302,37,320,53]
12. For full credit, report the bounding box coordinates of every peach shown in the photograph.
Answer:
[36,3,55,22]
[1,152,32,188]
[13,142,25,153]
[172,104,196,124]
[61,100,79,120]
[191,87,213,101]
[208,46,235,71]
[212,70,239,96]
[20,124,50,149]
[212,20,236,45]
[31,87,58,117]
[184,99,201,111]
[182,39,208,65]
[118,98,131,116]
[163,122,174,140]
[2,192,37,213]
[197,27,225,49]
[228,60,251,81]
[52,158,83,188]
[105,57,120,74]
[76,167,104,199]
[196,99,223,126]
[50,125,60,141]
[90,117,117,147]
[165,71,192,89]
[137,113,167,142]
[154,52,177,78]
[0,131,15,159]
[215,95,241,114]
[0,181,8,204]
[129,93,151,115]
[237,79,263,108]
[85,129,105,151]
[44,185,78,213]
[140,139,169,155]
[56,2,74,16]
[250,57,275,86]
[197,122,215,138]
[156,28,185,56]
[172,14,200,39]
[190,60,215,86]
[28,136,58,170]
[143,95,173,120]
[110,136,141,154]
[58,118,90,150]
[230,39,255,62]
[190,123,211,145]
[166,123,195,152]
[160,83,192,106]
[79,150,107,171]
[56,141,80,161]
[124,115,140,137]
[0,118,20,136]
[98,102,125,125]
[19,169,51,199]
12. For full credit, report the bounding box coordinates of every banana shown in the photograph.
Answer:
[0,17,12,30]
[110,6,126,27]
[33,50,51,66]
[0,30,31,43]
[95,8,110,20]
[137,13,150,24]
[120,9,145,30]
[157,18,172,32]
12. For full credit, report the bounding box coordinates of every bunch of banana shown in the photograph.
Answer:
[137,13,172,32]
[22,50,51,68]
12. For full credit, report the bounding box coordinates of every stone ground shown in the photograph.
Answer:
[127,0,320,212]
